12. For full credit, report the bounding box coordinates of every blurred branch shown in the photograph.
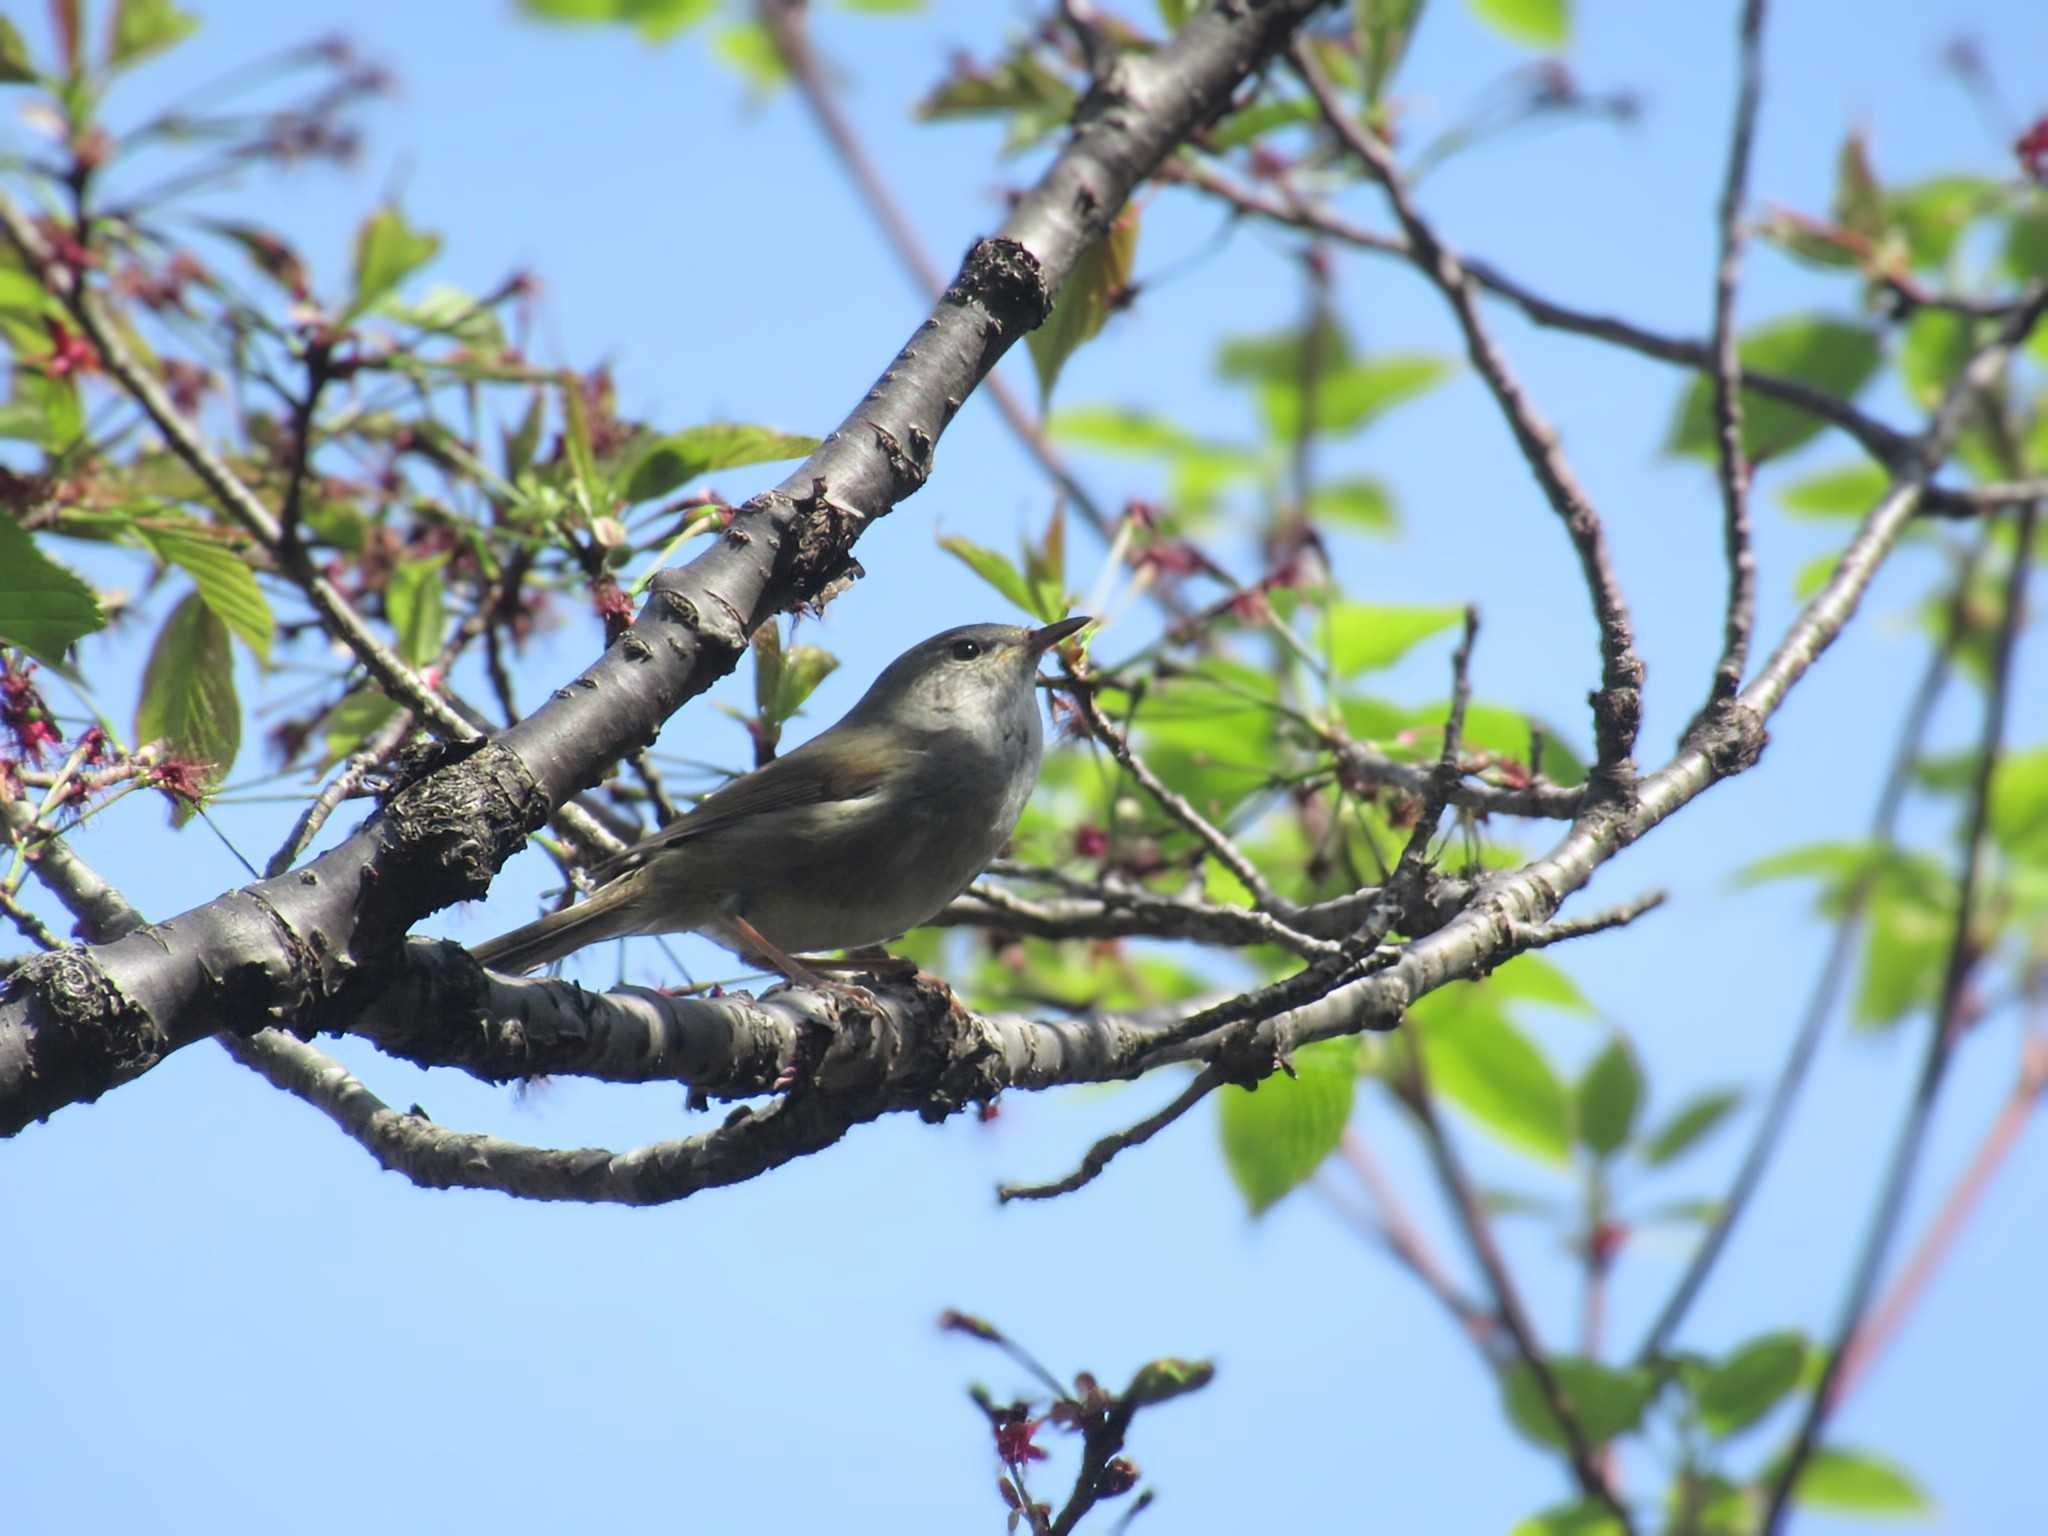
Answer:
[1762,498,2039,1534]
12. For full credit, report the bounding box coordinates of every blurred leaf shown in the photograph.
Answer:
[1467,0,1567,49]
[1208,96,1318,150]
[503,389,545,481]
[1416,700,1587,787]
[1356,0,1426,102]
[1775,1447,1931,1517]
[1698,1331,1806,1438]
[387,557,448,670]
[1308,477,1397,533]
[1503,1357,1649,1451]
[622,424,818,503]
[1734,839,1946,917]
[1261,354,1455,441]
[1668,316,1882,463]
[1794,551,1842,599]
[751,621,784,722]
[1990,748,2048,865]
[1126,1356,1213,1405]
[1640,1087,1742,1166]
[712,23,787,95]
[348,207,441,321]
[1413,985,1571,1164]
[1886,176,1998,269]
[518,0,715,41]
[774,644,837,724]
[1050,405,1200,456]
[1320,600,1462,678]
[1665,1474,1756,1536]
[137,524,271,661]
[917,45,1073,152]
[1218,1038,1357,1215]
[1831,132,1888,245]
[1485,953,1593,1015]
[0,371,83,451]
[1029,208,1137,402]
[939,535,1041,617]
[200,220,309,297]
[380,283,507,350]
[1218,318,1355,383]
[0,517,103,665]
[1511,1502,1624,1536]
[2006,206,2048,281]
[317,687,400,768]
[1155,0,1197,26]
[1022,507,1066,621]
[1575,1035,1642,1157]
[0,18,35,82]
[135,593,238,823]
[1855,890,1949,1029]
[109,0,198,69]
[1899,309,1974,411]
[1778,461,1888,519]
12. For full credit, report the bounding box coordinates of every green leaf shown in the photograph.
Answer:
[1413,985,1572,1164]
[1049,405,1200,457]
[773,644,837,724]
[1575,1035,1641,1157]
[1308,477,1397,533]
[1886,176,1998,269]
[1697,1331,1805,1438]
[1207,96,1318,152]
[938,535,1040,618]
[1028,207,1137,402]
[137,524,272,661]
[1511,1501,1625,1536]
[916,47,1075,154]
[348,207,441,321]
[1778,461,1888,519]
[1777,1447,1931,1517]
[1355,0,1426,103]
[711,22,787,95]
[1467,0,1567,49]
[503,389,545,481]
[1022,507,1066,622]
[1831,132,1888,246]
[380,283,507,350]
[1639,1087,1741,1166]
[1125,1356,1214,1405]
[0,18,36,82]
[1485,953,1593,1015]
[1218,1038,1357,1214]
[109,0,198,69]
[622,424,818,503]
[386,557,448,670]
[1320,600,1462,678]
[1218,318,1355,383]
[317,687,401,768]
[1155,0,1197,27]
[0,371,83,451]
[1855,890,1948,1029]
[2006,206,2048,282]
[1899,309,1974,411]
[1990,748,2048,865]
[0,517,104,665]
[1260,354,1455,442]
[1502,1357,1650,1451]
[134,592,239,822]
[1668,316,1882,463]
[517,0,716,41]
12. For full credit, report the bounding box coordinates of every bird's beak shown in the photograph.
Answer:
[1027,615,1092,653]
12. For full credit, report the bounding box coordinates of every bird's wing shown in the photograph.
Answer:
[586,725,907,885]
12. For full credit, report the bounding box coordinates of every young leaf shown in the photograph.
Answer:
[386,557,449,670]
[1778,462,1888,519]
[1467,0,1568,50]
[938,535,1040,617]
[1413,985,1572,1164]
[135,592,239,822]
[1502,1357,1650,1451]
[1697,1331,1805,1438]
[773,645,839,724]
[621,424,819,503]
[1022,507,1066,621]
[317,687,401,769]
[1668,316,1881,463]
[1308,477,1397,534]
[711,22,787,96]
[1898,309,1974,411]
[1027,207,1137,402]
[1260,354,1455,441]
[109,0,199,69]
[0,17,36,82]
[1218,1038,1357,1215]
[752,621,784,722]
[1639,1087,1742,1166]
[1775,1447,1931,1517]
[1886,176,1997,269]
[1319,601,1462,677]
[1575,1035,1642,1157]
[503,388,545,480]
[0,517,104,666]
[138,525,272,661]
[348,207,442,321]
[1355,0,1426,103]
[1510,1501,1625,1536]
[518,0,717,41]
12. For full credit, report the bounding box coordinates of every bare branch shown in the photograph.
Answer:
[1507,889,1666,951]
[998,1063,1227,1203]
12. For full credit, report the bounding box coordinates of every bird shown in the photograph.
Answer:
[470,615,1091,982]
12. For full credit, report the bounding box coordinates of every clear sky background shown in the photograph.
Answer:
[5,2,2046,1531]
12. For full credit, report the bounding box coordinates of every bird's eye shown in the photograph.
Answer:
[949,639,983,661]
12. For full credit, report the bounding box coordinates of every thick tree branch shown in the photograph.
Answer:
[0,0,1338,1134]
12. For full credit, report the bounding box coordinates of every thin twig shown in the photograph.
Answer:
[1289,47,1645,786]
[264,708,415,878]
[1507,889,1666,951]
[1761,498,2038,1534]
[1704,0,1767,707]
[998,1064,1227,1203]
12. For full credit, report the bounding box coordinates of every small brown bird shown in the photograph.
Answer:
[471,616,1089,979]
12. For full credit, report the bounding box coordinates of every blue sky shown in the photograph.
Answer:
[5,2,2047,1531]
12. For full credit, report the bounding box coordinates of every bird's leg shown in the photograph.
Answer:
[728,915,833,990]
[800,945,918,979]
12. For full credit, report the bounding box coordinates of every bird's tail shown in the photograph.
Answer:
[471,878,639,974]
